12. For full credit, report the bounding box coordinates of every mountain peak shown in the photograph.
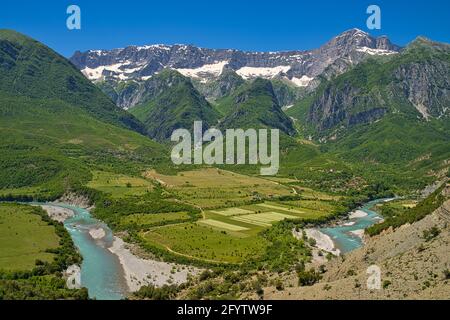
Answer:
[407,36,450,52]
[341,28,370,36]
[320,28,400,53]
[335,28,371,41]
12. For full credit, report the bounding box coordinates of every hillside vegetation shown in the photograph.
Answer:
[0,30,168,200]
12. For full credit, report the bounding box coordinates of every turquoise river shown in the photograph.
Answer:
[34,199,389,299]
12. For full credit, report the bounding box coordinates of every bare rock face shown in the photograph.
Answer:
[303,37,450,133]
[308,84,388,130]
[394,60,450,119]
[57,192,92,208]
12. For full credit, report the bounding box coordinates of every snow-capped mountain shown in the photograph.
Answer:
[70,29,400,90]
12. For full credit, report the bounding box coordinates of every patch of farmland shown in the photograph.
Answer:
[88,170,154,198]
[198,219,249,231]
[210,208,254,216]
[257,203,305,214]
[144,168,292,208]
[232,216,271,227]
[232,212,298,227]
[0,204,59,270]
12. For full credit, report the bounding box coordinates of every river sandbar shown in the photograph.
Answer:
[108,237,200,292]
[40,205,75,223]
[89,227,106,240]
[349,210,368,219]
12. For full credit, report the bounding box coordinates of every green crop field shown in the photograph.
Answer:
[138,194,344,264]
[231,212,297,226]
[88,171,154,198]
[256,203,306,214]
[141,223,269,264]
[0,204,59,271]
[145,168,293,208]
[119,212,192,228]
[198,219,250,231]
[210,208,254,216]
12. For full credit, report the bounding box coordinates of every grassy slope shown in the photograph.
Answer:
[0,204,59,270]
[0,93,167,199]
[0,30,169,199]
[0,29,144,133]
[130,69,220,142]
[0,203,88,300]
[283,40,450,193]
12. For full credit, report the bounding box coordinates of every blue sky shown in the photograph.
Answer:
[1,0,449,57]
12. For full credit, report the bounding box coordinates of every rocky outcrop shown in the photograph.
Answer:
[193,68,245,101]
[308,84,388,130]
[393,60,450,119]
[56,192,92,208]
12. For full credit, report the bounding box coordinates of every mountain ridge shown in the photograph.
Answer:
[0,29,167,198]
[0,29,146,134]
[70,29,401,109]
[287,36,450,134]
[129,69,220,142]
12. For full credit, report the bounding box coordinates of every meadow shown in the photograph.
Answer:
[76,167,350,266]
[144,168,293,208]
[120,212,192,229]
[87,171,154,198]
[141,223,269,264]
[0,204,59,270]
[138,192,343,264]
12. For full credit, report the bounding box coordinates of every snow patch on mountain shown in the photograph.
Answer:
[136,44,170,51]
[356,47,398,56]
[289,75,314,87]
[81,61,143,81]
[175,61,228,82]
[236,66,291,79]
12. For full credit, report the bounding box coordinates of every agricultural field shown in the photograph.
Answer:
[141,223,269,264]
[0,204,59,271]
[139,198,342,264]
[144,168,293,208]
[294,187,343,201]
[91,167,343,265]
[119,212,192,229]
[203,201,337,230]
[198,219,250,232]
[87,171,154,198]
[267,199,345,218]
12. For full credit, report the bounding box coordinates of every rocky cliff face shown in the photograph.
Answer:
[308,84,388,130]
[300,38,450,133]
[193,68,245,101]
[393,61,450,119]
